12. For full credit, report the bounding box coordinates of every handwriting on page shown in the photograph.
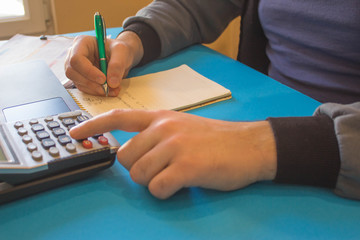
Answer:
[75,90,148,116]
[68,65,231,116]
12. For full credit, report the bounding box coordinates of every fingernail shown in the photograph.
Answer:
[97,77,105,84]
[108,77,120,88]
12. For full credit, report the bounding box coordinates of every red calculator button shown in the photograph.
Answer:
[82,139,93,149]
[98,136,109,145]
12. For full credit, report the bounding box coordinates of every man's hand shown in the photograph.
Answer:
[65,31,144,96]
[69,109,277,199]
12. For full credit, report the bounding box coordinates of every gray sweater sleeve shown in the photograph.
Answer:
[268,102,360,200]
[315,102,360,199]
[123,0,243,58]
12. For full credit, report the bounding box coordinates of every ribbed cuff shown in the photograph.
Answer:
[122,22,161,66]
[267,115,340,188]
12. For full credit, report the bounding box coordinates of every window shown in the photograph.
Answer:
[0,0,46,39]
[0,0,25,19]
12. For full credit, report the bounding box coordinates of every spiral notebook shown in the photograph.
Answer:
[68,65,232,116]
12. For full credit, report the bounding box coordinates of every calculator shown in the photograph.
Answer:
[0,110,120,204]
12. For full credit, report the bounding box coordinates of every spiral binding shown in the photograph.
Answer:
[67,90,86,111]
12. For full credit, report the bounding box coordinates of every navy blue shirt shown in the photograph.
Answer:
[259,0,360,103]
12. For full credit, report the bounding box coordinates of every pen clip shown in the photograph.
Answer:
[101,15,107,42]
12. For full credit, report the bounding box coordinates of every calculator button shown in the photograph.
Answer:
[14,121,23,129]
[67,124,76,130]
[31,151,43,161]
[18,127,28,136]
[82,139,93,149]
[36,131,50,140]
[62,118,75,126]
[58,135,72,145]
[22,135,32,144]
[49,147,60,157]
[98,136,109,145]
[47,121,60,129]
[27,143,37,152]
[52,127,66,137]
[65,143,77,153]
[44,116,54,122]
[58,110,82,120]
[92,133,103,139]
[77,115,89,123]
[41,138,56,149]
[31,124,45,132]
[29,119,39,125]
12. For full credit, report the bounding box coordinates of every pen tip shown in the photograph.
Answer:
[102,84,109,97]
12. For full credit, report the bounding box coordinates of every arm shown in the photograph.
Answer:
[268,102,360,200]
[317,102,360,199]
[65,0,243,96]
[123,0,243,61]
[69,102,360,200]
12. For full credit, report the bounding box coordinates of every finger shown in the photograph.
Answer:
[67,63,121,96]
[128,140,172,186]
[69,53,106,85]
[108,86,121,97]
[69,109,157,140]
[76,82,107,96]
[116,128,157,170]
[67,37,106,85]
[106,45,127,89]
[148,163,190,199]
[116,119,168,170]
[66,66,106,96]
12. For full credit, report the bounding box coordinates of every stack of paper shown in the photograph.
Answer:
[0,34,74,87]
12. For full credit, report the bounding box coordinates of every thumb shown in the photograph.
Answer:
[148,163,192,199]
[106,39,131,89]
[106,57,124,89]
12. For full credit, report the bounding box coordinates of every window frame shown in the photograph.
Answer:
[0,0,46,39]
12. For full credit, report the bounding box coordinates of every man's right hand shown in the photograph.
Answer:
[65,31,144,97]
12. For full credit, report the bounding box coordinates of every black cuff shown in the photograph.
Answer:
[122,22,161,66]
[267,115,340,188]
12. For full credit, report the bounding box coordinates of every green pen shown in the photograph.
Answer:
[94,12,108,96]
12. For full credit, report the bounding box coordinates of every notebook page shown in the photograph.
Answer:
[68,65,231,116]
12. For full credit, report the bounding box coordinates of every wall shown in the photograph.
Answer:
[50,0,239,59]
[50,0,152,34]
[205,16,240,60]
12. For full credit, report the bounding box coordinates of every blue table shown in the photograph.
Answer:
[1,29,359,240]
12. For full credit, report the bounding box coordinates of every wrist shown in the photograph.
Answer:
[251,121,277,182]
[116,31,144,68]
[122,22,161,66]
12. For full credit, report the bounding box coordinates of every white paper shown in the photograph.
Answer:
[0,34,74,86]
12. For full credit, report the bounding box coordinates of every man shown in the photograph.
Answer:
[66,0,360,200]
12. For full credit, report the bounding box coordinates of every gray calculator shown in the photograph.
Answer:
[0,110,120,204]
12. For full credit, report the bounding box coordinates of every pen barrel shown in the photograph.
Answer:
[94,13,107,77]
[99,59,107,76]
